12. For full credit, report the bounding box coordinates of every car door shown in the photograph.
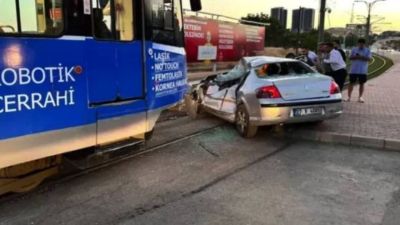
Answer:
[202,84,226,111]
[219,84,238,114]
[86,0,144,105]
[87,0,146,145]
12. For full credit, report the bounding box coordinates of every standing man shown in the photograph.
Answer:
[323,42,348,91]
[347,38,372,103]
[334,40,347,62]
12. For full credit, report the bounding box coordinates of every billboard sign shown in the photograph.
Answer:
[184,16,266,62]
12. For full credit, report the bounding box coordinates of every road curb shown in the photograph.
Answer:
[384,139,400,151]
[350,135,385,149]
[280,129,400,152]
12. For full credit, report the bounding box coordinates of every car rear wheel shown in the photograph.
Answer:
[236,104,258,138]
[307,120,324,125]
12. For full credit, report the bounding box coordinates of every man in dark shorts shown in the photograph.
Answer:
[347,39,372,103]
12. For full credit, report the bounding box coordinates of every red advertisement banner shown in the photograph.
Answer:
[184,16,266,62]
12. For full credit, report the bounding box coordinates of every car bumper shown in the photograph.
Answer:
[249,102,343,126]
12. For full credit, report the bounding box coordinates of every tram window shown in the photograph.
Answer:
[148,0,184,46]
[64,0,92,36]
[0,0,18,33]
[92,0,134,41]
[0,0,63,36]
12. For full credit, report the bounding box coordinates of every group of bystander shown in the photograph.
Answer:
[299,39,372,103]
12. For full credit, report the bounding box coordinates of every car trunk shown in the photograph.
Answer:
[271,75,331,101]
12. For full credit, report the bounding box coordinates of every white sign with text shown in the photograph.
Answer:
[197,46,217,60]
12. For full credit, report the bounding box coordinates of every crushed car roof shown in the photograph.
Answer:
[243,56,298,68]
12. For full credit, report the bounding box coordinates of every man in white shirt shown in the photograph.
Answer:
[323,42,348,91]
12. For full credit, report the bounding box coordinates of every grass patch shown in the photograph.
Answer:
[368,55,394,80]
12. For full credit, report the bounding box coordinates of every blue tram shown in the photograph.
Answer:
[0,0,201,192]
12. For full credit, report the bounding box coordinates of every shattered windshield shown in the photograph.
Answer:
[215,59,247,83]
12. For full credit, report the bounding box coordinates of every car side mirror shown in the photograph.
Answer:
[190,0,202,12]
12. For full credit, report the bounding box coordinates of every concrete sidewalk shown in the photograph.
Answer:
[283,55,400,150]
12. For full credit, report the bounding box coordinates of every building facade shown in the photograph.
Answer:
[291,8,315,33]
[271,7,288,29]
[346,24,368,37]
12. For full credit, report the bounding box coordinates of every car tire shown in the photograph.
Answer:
[184,93,200,119]
[235,104,258,138]
[308,120,324,125]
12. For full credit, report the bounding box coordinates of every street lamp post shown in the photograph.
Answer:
[297,7,302,55]
[355,0,386,44]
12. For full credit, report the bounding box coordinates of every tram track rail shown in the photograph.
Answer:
[0,117,295,225]
[0,117,225,204]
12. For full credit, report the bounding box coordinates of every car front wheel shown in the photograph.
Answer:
[184,93,200,119]
[236,104,258,138]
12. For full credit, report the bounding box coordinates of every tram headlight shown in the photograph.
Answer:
[3,45,23,68]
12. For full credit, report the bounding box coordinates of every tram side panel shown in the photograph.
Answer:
[0,0,196,171]
[0,37,97,169]
[0,39,188,170]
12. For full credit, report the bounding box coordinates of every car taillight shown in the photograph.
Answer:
[330,81,340,95]
[256,85,282,99]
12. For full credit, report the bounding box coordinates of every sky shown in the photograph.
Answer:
[1,0,398,33]
[183,0,400,32]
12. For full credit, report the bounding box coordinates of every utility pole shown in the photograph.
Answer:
[296,7,302,55]
[365,3,372,43]
[350,2,355,24]
[318,0,327,44]
[355,0,386,44]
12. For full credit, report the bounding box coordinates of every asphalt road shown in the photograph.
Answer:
[1,117,400,225]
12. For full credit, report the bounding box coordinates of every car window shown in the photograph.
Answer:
[256,62,314,78]
[0,0,63,36]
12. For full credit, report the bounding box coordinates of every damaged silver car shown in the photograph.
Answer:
[185,56,343,138]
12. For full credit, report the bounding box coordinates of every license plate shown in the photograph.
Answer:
[292,107,324,117]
